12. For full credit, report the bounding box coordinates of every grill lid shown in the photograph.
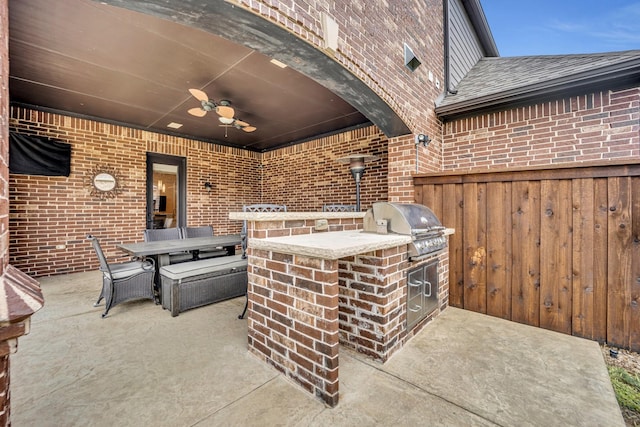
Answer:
[363,202,444,236]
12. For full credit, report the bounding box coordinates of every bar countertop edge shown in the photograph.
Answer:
[249,230,411,260]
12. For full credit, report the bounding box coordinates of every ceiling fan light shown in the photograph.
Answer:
[218,116,235,125]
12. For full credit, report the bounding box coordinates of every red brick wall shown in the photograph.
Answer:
[239,0,444,134]
[0,1,11,424]
[0,0,8,275]
[262,126,388,210]
[338,248,449,362]
[237,0,446,199]
[8,109,387,277]
[8,108,259,277]
[443,89,640,170]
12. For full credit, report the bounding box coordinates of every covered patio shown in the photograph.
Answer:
[11,271,623,426]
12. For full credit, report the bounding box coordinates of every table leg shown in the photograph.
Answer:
[153,254,171,301]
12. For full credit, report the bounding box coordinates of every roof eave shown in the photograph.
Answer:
[436,60,640,120]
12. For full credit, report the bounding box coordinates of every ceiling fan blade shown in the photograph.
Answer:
[216,105,235,119]
[188,88,209,102]
[242,126,257,133]
[235,120,249,127]
[188,107,207,117]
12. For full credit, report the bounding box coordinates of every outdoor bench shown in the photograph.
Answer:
[159,254,247,316]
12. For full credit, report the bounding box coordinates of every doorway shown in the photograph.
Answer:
[146,153,186,229]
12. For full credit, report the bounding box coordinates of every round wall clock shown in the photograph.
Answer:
[87,166,123,199]
[93,172,117,192]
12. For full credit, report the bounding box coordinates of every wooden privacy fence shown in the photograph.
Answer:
[414,162,640,352]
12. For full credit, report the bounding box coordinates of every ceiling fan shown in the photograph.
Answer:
[187,88,256,133]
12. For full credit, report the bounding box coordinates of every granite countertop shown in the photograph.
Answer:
[248,230,412,260]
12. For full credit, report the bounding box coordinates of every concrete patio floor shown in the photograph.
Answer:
[10,270,624,426]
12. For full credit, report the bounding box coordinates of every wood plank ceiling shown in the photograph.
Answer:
[8,0,372,152]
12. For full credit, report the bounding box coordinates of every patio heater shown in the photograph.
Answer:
[337,154,378,211]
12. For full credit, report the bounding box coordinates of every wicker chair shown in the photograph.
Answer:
[181,225,229,259]
[87,235,156,318]
[238,204,287,319]
[322,204,357,212]
[143,228,192,263]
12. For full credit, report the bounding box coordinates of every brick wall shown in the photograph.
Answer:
[8,108,259,276]
[247,248,340,407]
[443,88,640,170]
[238,0,444,134]
[338,248,449,362]
[0,1,9,423]
[237,0,446,200]
[9,109,385,277]
[0,0,7,273]
[262,126,389,210]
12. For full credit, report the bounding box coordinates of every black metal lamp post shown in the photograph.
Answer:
[337,154,377,211]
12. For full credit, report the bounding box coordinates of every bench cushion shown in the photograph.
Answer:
[159,255,247,280]
[159,255,248,316]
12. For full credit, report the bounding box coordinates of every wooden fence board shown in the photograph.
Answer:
[511,181,540,326]
[592,178,609,343]
[607,177,633,348]
[443,183,464,308]
[463,182,487,313]
[486,181,512,319]
[539,180,573,334]
[572,178,608,341]
[630,177,640,352]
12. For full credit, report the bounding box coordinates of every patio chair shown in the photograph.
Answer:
[322,204,357,212]
[238,203,287,319]
[143,228,192,263]
[180,225,229,259]
[87,235,156,318]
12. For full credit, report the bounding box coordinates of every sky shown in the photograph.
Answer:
[480,0,640,56]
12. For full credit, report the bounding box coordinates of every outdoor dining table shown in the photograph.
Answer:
[117,234,243,295]
[116,234,242,268]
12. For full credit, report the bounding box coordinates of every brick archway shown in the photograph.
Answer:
[96,0,410,138]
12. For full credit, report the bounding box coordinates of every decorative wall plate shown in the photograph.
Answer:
[87,165,123,199]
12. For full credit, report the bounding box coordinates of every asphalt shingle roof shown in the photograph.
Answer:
[436,50,640,117]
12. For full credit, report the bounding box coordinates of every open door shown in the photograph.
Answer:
[146,153,186,229]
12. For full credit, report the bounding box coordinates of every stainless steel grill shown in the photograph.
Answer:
[363,202,447,260]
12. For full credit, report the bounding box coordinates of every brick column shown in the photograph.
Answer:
[247,249,340,407]
[338,246,407,362]
[0,266,44,425]
[339,248,450,363]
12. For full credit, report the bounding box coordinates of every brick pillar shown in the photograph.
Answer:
[338,245,407,362]
[0,266,44,426]
[247,249,340,407]
[339,248,450,363]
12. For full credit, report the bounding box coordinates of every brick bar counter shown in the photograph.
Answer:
[229,211,451,407]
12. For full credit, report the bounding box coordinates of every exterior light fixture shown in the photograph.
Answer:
[415,134,431,147]
[415,134,432,173]
[337,154,378,212]
[204,182,213,192]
